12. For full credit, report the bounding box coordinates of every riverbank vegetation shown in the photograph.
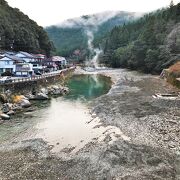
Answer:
[0,0,54,56]
[101,2,180,74]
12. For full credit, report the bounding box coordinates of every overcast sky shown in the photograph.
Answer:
[6,0,180,27]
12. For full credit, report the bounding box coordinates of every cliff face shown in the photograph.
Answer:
[0,0,53,56]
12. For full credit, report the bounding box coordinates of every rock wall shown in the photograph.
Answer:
[0,68,74,94]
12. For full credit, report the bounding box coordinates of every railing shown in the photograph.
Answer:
[0,67,75,85]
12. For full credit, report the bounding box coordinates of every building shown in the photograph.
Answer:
[0,54,24,75]
[30,61,45,74]
[14,63,33,77]
[43,58,58,72]
[31,54,46,73]
[33,54,46,63]
[15,51,36,63]
[51,56,67,69]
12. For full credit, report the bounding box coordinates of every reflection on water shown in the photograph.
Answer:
[34,98,109,152]
[65,74,111,100]
[0,74,129,153]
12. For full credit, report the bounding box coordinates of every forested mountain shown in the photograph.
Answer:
[45,11,141,58]
[102,3,180,73]
[0,0,53,56]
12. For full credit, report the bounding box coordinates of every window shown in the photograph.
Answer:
[5,61,10,65]
[16,72,21,75]
[22,72,28,75]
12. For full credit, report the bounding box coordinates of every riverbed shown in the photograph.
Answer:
[0,68,179,179]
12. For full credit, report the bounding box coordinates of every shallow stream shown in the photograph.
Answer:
[0,74,115,153]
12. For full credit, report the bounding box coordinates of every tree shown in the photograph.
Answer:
[144,49,159,72]
[0,0,54,55]
[170,0,174,8]
[101,2,180,74]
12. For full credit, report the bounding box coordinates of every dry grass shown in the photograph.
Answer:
[168,61,180,73]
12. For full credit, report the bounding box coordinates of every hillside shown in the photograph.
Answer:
[0,0,53,56]
[45,11,142,58]
[101,3,180,74]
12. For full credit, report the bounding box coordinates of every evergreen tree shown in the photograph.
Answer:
[0,0,54,56]
[101,3,180,74]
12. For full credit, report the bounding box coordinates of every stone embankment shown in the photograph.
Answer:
[0,85,69,122]
[0,67,75,122]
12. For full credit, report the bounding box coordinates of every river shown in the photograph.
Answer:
[0,68,179,179]
[0,74,115,153]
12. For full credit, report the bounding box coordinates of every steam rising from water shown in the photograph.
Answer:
[58,11,143,69]
[85,29,102,68]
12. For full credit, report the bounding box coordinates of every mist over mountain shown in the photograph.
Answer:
[45,11,142,58]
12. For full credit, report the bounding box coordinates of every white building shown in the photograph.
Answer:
[0,55,24,74]
[14,63,33,77]
[52,56,67,69]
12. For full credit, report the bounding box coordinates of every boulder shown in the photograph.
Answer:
[48,85,69,96]
[51,89,62,95]
[34,93,49,100]
[26,94,35,100]
[40,88,48,95]
[63,87,69,94]
[0,113,10,120]
[0,94,8,103]
[2,103,13,113]
[19,99,31,108]
[12,95,31,108]
[53,85,59,89]
[12,104,23,111]
[7,110,15,115]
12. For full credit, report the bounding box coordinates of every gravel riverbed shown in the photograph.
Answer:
[0,68,179,180]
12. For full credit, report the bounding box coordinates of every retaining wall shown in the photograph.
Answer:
[0,67,75,94]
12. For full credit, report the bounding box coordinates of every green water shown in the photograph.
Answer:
[65,74,112,100]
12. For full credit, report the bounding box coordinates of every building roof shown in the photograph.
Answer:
[5,51,16,56]
[17,51,35,58]
[52,56,66,62]
[33,54,46,58]
[0,54,25,63]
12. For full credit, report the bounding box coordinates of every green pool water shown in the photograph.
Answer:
[65,74,112,101]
